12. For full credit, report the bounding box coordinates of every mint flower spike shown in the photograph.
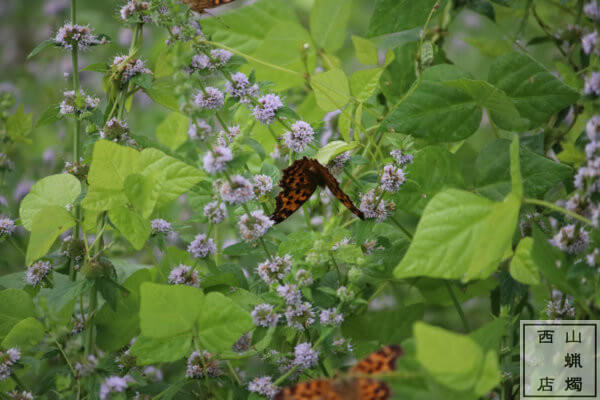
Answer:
[0,216,16,237]
[226,72,258,104]
[252,94,283,125]
[238,209,274,242]
[257,255,292,285]
[380,164,406,193]
[168,264,201,287]
[0,347,20,381]
[55,22,96,50]
[203,145,233,174]
[219,175,254,205]
[150,218,172,234]
[99,375,133,400]
[251,303,281,327]
[194,87,225,110]
[293,342,318,370]
[253,174,273,197]
[187,233,216,259]
[204,201,228,224]
[25,260,52,287]
[283,120,314,153]
[248,376,278,398]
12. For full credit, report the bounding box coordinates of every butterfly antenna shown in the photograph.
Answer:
[202,10,231,29]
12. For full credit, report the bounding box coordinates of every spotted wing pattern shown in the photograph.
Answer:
[274,345,403,400]
[270,157,364,224]
[271,158,318,224]
[182,0,236,12]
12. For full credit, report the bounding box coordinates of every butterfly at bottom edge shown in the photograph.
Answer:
[274,345,403,400]
[270,157,365,224]
[182,0,237,13]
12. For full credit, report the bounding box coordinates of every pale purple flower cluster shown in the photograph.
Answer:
[151,218,172,234]
[191,49,233,70]
[113,56,152,85]
[226,72,259,103]
[195,87,225,110]
[251,303,281,327]
[187,233,216,259]
[546,290,576,319]
[585,72,600,96]
[336,286,355,302]
[0,348,20,381]
[203,146,233,174]
[257,255,292,285]
[327,151,351,175]
[26,260,52,287]
[99,375,133,400]
[360,189,395,222]
[588,248,600,266]
[219,175,254,204]
[188,120,211,141]
[7,390,33,400]
[253,174,273,197]
[293,342,318,370]
[276,284,302,305]
[319,308,344,326]
[585,1,600,20]
[549,225,589,254]
[295,269,313,286]
[59,89,100,115]
[253,94,283,124]
[55,23,96,50]
[75,355,98,377]
[217,125,241,146]
[143,366,163,382]
[0,216,16,237]
[0,153,14,171]
[204,201,227,224]
[186,350,222,378]
[582,31,600,55]
[284,302,315,329]
[99,118,130,143]
[238,210,274,241]
[381,164,406,193]
[168,264,201,287]
[283,121,314,152]
[120,0,149,21]
[390,149,414,166]
[248,376,278,399]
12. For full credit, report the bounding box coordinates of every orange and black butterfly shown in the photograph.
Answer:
[275,345,403,400]
[182,0,237,13]
[270,157,365,224]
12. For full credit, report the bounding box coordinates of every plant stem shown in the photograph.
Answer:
[70,0,81,281]
[389,216,413,240]
[445,281,471,332]
[523,198,594,226]
[84,284,97,357]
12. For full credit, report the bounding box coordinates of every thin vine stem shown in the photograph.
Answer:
[524,198,594,226]
[444,281,471,332]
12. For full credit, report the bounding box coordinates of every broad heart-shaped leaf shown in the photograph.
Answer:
[414,322,500,395]
[26,205,76,265]
[155,112,189,151]
[1,317,45,351]
[443,78,527,131]
[392,146,465,216]
[475,139,572,201]
[509,238,541,285]
[143,79,179,112]
[311,68,351,112]
[7,105,33,143]
[124,173,159,219]
[108,206,151,250]
[130,333,193,365]
[350,68,383,103]
[315,140,359,164]
[352,36,378,65]
[394,189,520,282]
[251,22,316,90]
[382,64,482,143]
[19,173,81,231]
[310,0,352,52]
[367,0,441,37]
[488,51,579,129]
[0,289,36,340]
[139,148,204,209]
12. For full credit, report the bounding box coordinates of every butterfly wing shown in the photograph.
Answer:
[350,345,403,375]
[315,162,365,221]
[271,158,317,224]
[182,0,236,12]
[274,379,343,400]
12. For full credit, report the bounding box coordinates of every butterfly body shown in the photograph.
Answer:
[270,157,365,224]
[182,0,236,13]
[274,345,403,400]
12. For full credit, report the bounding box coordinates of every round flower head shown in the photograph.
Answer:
[203,146,233,174]
[328,151,351,175]
[253,174,273,197]
[188,120,211,141]
[191,53,211,70]
[283,121,314,153]
[253,94,283,125]
[238,210,274,241]
[276,284,302,305]
[585,72,600,97]
[546,290,575,319]
[582,31,599,55]
[7,391,33,400]
[0,217,16,237]
[293,342,318,370]
[285,302,315,330]
[186,350,222,378]
[210,49,233,68]
[55,23,96,50]
[336,286,355,302]
[120,0,150,21]
[220,175,254,204]
[75,354,98,377]
[295,269,313,286]
[194,87,224,110]
[360,189,395,222]
[550,224,589,254]
[0,153,14,171]
[251,303,281,327]
[380,164,406,193]
[143,366,163,382]
[319,308,344,326]
[100,118,130,142]
[587,115,600,141]
[60,89,100,115]
[225,72,259,103]
[585,1,600,20]
[587,248,600,267]
[151,218,172,234]
[26,260,52,287]
[390,149,414,166]
[0,347,20,381]
[187,233,216,259]
[112,55,152,86]
[257,255,292,285]
[168,264,201,287]
[203,201,227,224]
[99,375,133,400]
[248,376,278,398]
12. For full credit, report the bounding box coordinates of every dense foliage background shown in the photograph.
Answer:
[0,0,596,399]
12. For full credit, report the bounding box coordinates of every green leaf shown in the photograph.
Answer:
[108,207,151,250]
[87,140,142,192]
[143,79,179,111]
[352,36,379,65]
[315,140,359,164]
[394,189,519,282]
[0,289,36,340]
[509,238,540,285]
[342,303,424,343]
[350,68,383,103]
[156,112,189,151]
[382,65,482,142]
[462,37,512,57]
[367,0,441,37]
[310,0,352,52]
[27,38,57,59]
[510,135,523,199]
[443,78,527,131]
[81,62,109,73]
[311,68,351,112]
[380,42,418,103]
[38,275,90,321]
[488,51,579,129]
[36,104,61,128]
[7,105,33,143]
[414,322,500,394]
[19,174,81,231]
[130,334,193,365]
[124,173,159,218]
[1,317,45,351]
[131,73,153,90]
[26,205,76,265]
